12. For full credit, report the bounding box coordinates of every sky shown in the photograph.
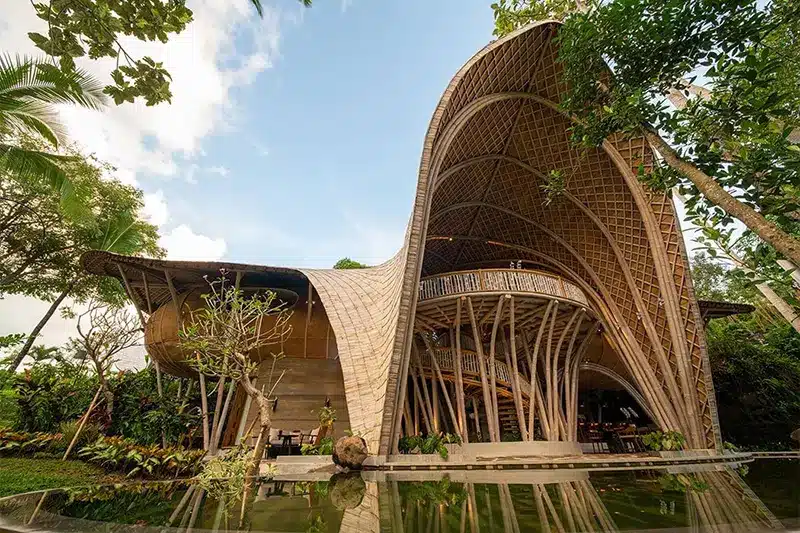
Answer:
[0,0,498,367]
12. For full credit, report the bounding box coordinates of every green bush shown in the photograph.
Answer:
[58,420,102,451]
[108,370,200,446]
[78,436,205,478]
[0,427,64,455]
[641,430,685,451]
[398,433,462,459]
[301,436,334,456]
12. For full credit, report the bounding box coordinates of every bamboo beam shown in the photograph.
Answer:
[554,310,583,440]
[508,296,527,440]
[410,366,433,434]
[303,282,313,358]
[466,297,497,442]
[412,343,436,430]
[544,302,560,440]
[164,269,182,328]
[454,298,468,442]
[488,296,506,441]
[528,301,555,439]
[421,334,460,437]
[141,272,153,314]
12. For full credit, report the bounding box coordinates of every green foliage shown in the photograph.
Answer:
[0,457,119,497]
[641,430,686,451]
[657,473,709,494]
[0,427,65,456]
[541,169,566,206]
[707,315,800,449]
[108,369,200,446]
[12,353,96,433]
[398,433,462,459]
[491,0,579,36]
[60,481,184,525]
[78,436,205,478]
[333,257,368,269]
[196,444,252,505]
[316,406,337,427]
[301,436,334,456]
[59,419,102,451]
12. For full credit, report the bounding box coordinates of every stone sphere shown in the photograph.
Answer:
[332,435,368,471]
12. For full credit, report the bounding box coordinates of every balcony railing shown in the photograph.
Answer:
[418,269,588,305]
[417,347,529,395]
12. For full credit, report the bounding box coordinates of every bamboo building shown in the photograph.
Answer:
[82,21,752,458]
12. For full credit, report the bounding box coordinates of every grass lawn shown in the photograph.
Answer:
[0,458,123,498]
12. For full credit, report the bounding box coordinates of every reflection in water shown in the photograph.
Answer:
[0,463,796,532]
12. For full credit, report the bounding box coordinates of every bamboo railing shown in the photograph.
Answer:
[418,269,588,305]
[417,347,526,394]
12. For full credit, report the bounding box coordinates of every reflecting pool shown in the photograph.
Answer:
[0,459,797,532]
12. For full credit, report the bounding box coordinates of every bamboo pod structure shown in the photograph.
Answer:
[83,21,738,455]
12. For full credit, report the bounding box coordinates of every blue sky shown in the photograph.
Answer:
[153,0,496,268]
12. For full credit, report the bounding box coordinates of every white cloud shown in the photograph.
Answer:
[206,165,230,177]
[160,225,227,261]
[0,0,282,187]
[143,190,170,227]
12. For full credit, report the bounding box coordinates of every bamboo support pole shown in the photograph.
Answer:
[412,344,436,430]
[421,334,460,437]
[209,377,227,453]
[141,272,153,313]
[410,367,433,434]
[466,297,497,442]
[544,302,559,440]
[454,298,468,442]
[502,333,526,440]
[525,301,554,439]
[488,296,506,441]
[507,296,527,439]
[471,397,482,441]
[62,385,103,461]
[167,485,197,527]
[532,485,551,533]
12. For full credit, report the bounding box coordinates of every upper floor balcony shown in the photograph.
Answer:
[418,268,589,307]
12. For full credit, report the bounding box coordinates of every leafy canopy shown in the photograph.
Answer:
[26,0,313,106]
[333,257,368,269]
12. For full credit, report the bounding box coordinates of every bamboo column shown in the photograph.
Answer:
[525,300,554,440]
[543,302,559,440]
[412,344,436,431]
[488,296,506,441]
[454,298,468,442]
[421,334,460,437]
[466,297,498,442]
[507,296,528,439]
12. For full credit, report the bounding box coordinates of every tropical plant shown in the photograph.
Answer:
[0,427,64,455]
[398,433,462,459]
[58,419,101,451]
[179,272,292,481]
[0,55,105,208]
[5,158,163,372]
[78,436,205,478]
[11,352,96,433]
[398,479,467,507]
[642,430,686,452]
[301,436,334,456]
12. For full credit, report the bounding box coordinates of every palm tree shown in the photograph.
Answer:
[249,0,311,17]
[0,55,106,209]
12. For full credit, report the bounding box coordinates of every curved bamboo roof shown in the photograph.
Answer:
[82,21,724,454]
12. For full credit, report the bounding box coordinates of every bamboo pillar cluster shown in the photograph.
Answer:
[408,270,599,443]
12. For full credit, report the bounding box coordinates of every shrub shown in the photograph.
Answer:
[398,433,462,459]
[642,430,686,451]
[78,436,205,478]
[301,436,334,456]
[0,427,64,455]
[108,369,200,446]
[58,420,102,451]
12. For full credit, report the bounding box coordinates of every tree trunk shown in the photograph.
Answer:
[8,280,75,372]
[644,129,800,266]
[240,394,271,525]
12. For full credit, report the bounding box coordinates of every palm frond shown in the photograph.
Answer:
[0,55,106,110]
[0,143,89,219]
[0,97,64,146]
